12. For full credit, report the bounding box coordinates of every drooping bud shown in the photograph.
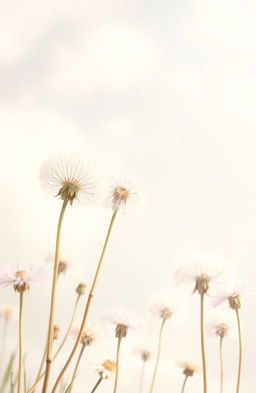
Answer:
[228,294,241,310]
[76,282,87,296]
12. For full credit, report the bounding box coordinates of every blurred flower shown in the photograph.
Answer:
[0,305,16,320]
[40,156,96,205]
[175,263,223,295]
[176,359,201,377]
[134,346,152,362]
[53,325,61,340]
[72,323,99,346]
[211,277,254,310]
[151,300,174,321]
[108,177,138,212]
[207,313,234,338]
[96,359,116,379]
[0,265,48,292]
[104,307,143,338]
[76,282,87,296]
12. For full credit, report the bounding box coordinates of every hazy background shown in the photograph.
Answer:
[0,0,256,392]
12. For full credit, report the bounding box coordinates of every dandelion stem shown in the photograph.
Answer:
[219,336,224,393]
[235,309,242,393]
[181,375,188,393]
[113,337,122,393]
[200,293,207,393]
[42,199,68,393]
[50,210,118,393]
[90,377,103,393]
[68,344,86,393]
[138,361,145,393]
[149,318,166,393]
[17,292,24,393]
[27,295,80,393]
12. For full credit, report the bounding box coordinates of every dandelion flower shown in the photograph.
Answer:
[108,177,138,212]
[175,263,223,295]
[72,323,99,347]
[40,156,96,205]
[0,265,48,292]
[176,359,201,377]
[104,307,143,338]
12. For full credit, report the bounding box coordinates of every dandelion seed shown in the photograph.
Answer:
[40,156,96,205]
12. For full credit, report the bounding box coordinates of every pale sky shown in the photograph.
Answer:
[0,1,256,392]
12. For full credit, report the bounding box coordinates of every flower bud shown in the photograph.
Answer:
[76,282,87,296]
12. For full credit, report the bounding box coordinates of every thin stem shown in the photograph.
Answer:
[90,377,103,393]
[138,361,145,393]
[68,344,86,393]
[113,337,122,393]
[17,292,24,393]
[200,293,207,393]
[219,336,224,393]
[41,199,68,393]
[181,375,188,393]
[0,316,9,374]
[235,309,242,393]
[27,295,81,393]
[50,210,118,393]
[30,344,47,393]
[148,318,166,393]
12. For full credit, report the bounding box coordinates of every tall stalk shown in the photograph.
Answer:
[113,337,122,393]
[235,309,242,393]
[42,199,68,393]
[68,344,86,393]
[50,210,118,393]
[149,318,166,393]
[200,293,207,393]
[90,377,103,393]
[17,292,24,393]
[0,315,9,374]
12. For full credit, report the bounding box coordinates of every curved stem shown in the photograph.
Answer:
[90,377,103,393]
[27,294,80,393]
[148,318,166,393]
[181,375,188,393]
[200,293,207,393]
[50,210,118,393]
[235,309,242,393]
[219,336,224,393]
[68,344,86,393]
[42,199,68,393]
[17,292,24,393]
[113,337,122,393]
[138,361,145,393]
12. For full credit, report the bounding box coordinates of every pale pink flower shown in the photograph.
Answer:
[207,312,234,338]
[103,307,143,332]
[0,265,49,292]
[71,323,99,346]
[211,277,254,309]
[176,359,201,377]
[40,156,97,205]
[150,299,175,321]
[175,261,224,295]
[107,177,138,212]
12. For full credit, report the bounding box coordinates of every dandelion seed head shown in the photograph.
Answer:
[108,177,138,212]
[72,323,99,346]
[176,359,201,377]
[40,156,97,206]
[0,265,48,292]
[103,307,143,336]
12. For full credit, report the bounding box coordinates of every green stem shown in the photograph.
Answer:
[149,318,166,393]
[138,361,145,393]
[50,210,118,393]
[90,377,103,393]
[27,294,80,393]
[41,199,68,393]
[235,309,242,393]
[68,344,86,393]
[181,375,188,393]
[200,293,207,393]
[113,337,122,393]
[17,292,24,393]
[219,336,224,393]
